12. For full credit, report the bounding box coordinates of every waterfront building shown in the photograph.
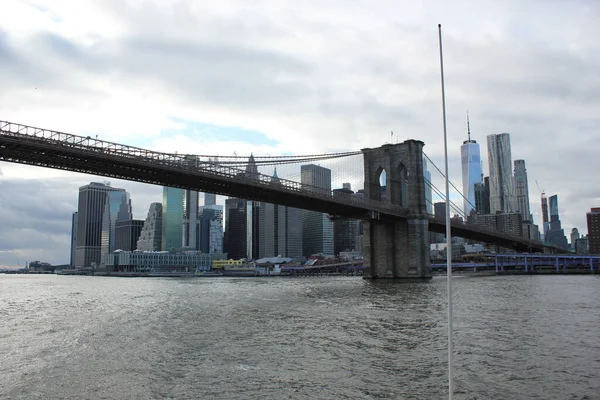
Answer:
[115,219,144,252]
[101,189,131,264]
[137,203,163,251]
[545,194,568,250]
[474,176,491,215]
[461,114,482,215]
[162,186,184,251]
[70,212,77,267]
[497,212,523,237]
[199,204,224,254]
[575,235,589,255]
[523,223,541,241]
[470,212,523,237]
[75,182,125,267]
[487,133,516,214]
[105,250,215,273]
[514,160,531,222]
[570,228,580,250]
[301,164,334,256]
[586,208,600,254]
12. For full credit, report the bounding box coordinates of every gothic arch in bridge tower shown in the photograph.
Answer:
[361,140,431,279]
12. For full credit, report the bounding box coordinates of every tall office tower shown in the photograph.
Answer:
[434,202,446,219]
[115,220,144,251]
[586,208,600,254]
[487,133,516,214]
[301,164,334,256]
[570,227,580,249]
[162,186,184,251]
[70,212,78,267]
[474,176,491,215]
[199,204,224,254]
[101,189,131,263]
[204,192,216,206]
[331,188,360,255]
[423,156,433,214]
[75,182,125,267]
[461,114,482,215]
[183,189,199,249]
[258,170,302,258]
[224,198,259,259]
[137,203,163,251]
[541,193,549,239]
[513,160,531,223]
[545,194,568,249]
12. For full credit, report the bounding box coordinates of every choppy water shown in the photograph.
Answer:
[1,274,599,399]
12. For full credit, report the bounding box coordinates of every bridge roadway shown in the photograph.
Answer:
[0,120,554,253]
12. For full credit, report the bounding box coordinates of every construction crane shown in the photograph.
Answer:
[535,180,545,197]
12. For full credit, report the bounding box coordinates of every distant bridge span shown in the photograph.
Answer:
[0,120,560,278]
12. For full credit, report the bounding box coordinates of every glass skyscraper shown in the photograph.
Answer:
[487,133,516,214]
[75,182,125,267]
[101,189,131,264]
[461,116,482,215]
[162,186,184,251]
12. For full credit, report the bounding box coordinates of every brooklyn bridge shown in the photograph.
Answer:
[0,120,559,279]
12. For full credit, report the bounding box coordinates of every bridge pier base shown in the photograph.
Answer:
[363,218,431,279]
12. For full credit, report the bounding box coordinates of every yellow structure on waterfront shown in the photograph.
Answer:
[212,259,245,269]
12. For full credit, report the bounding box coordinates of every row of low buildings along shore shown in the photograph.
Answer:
[5,252,600,277]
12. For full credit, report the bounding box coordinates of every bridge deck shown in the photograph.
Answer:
[0,120,557,253]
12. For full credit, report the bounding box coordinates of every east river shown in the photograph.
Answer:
[1,274,599,399]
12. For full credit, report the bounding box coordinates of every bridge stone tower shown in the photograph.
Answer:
[362,140,431,279]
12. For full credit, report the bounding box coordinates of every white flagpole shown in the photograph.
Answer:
[438,23,454,399]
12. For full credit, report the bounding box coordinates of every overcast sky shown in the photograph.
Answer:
[1,0,599,267]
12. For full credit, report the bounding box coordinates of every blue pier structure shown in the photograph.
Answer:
[432,253,600,274]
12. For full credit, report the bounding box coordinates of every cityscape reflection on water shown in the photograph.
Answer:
[1,274,599,399]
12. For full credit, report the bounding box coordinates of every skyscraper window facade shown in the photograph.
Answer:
[183,189,199,249]
[423,157,433,215]
[70,212,78,267]
[586,208,600,254]
[75,182,125,267]
[461,117,482,215]
[162,186,184,251]
[545,194,568,249]
[137,203,163,251]
[487,133,516,214]
[301,164,334,256]
[513,159,531,223]
[200,204,224,254]
[474,176,491,215]
[101,189,131,264]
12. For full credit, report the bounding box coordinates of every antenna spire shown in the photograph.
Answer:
[467,111,471,141]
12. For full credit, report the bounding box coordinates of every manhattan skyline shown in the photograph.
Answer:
[1,0,599,267]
